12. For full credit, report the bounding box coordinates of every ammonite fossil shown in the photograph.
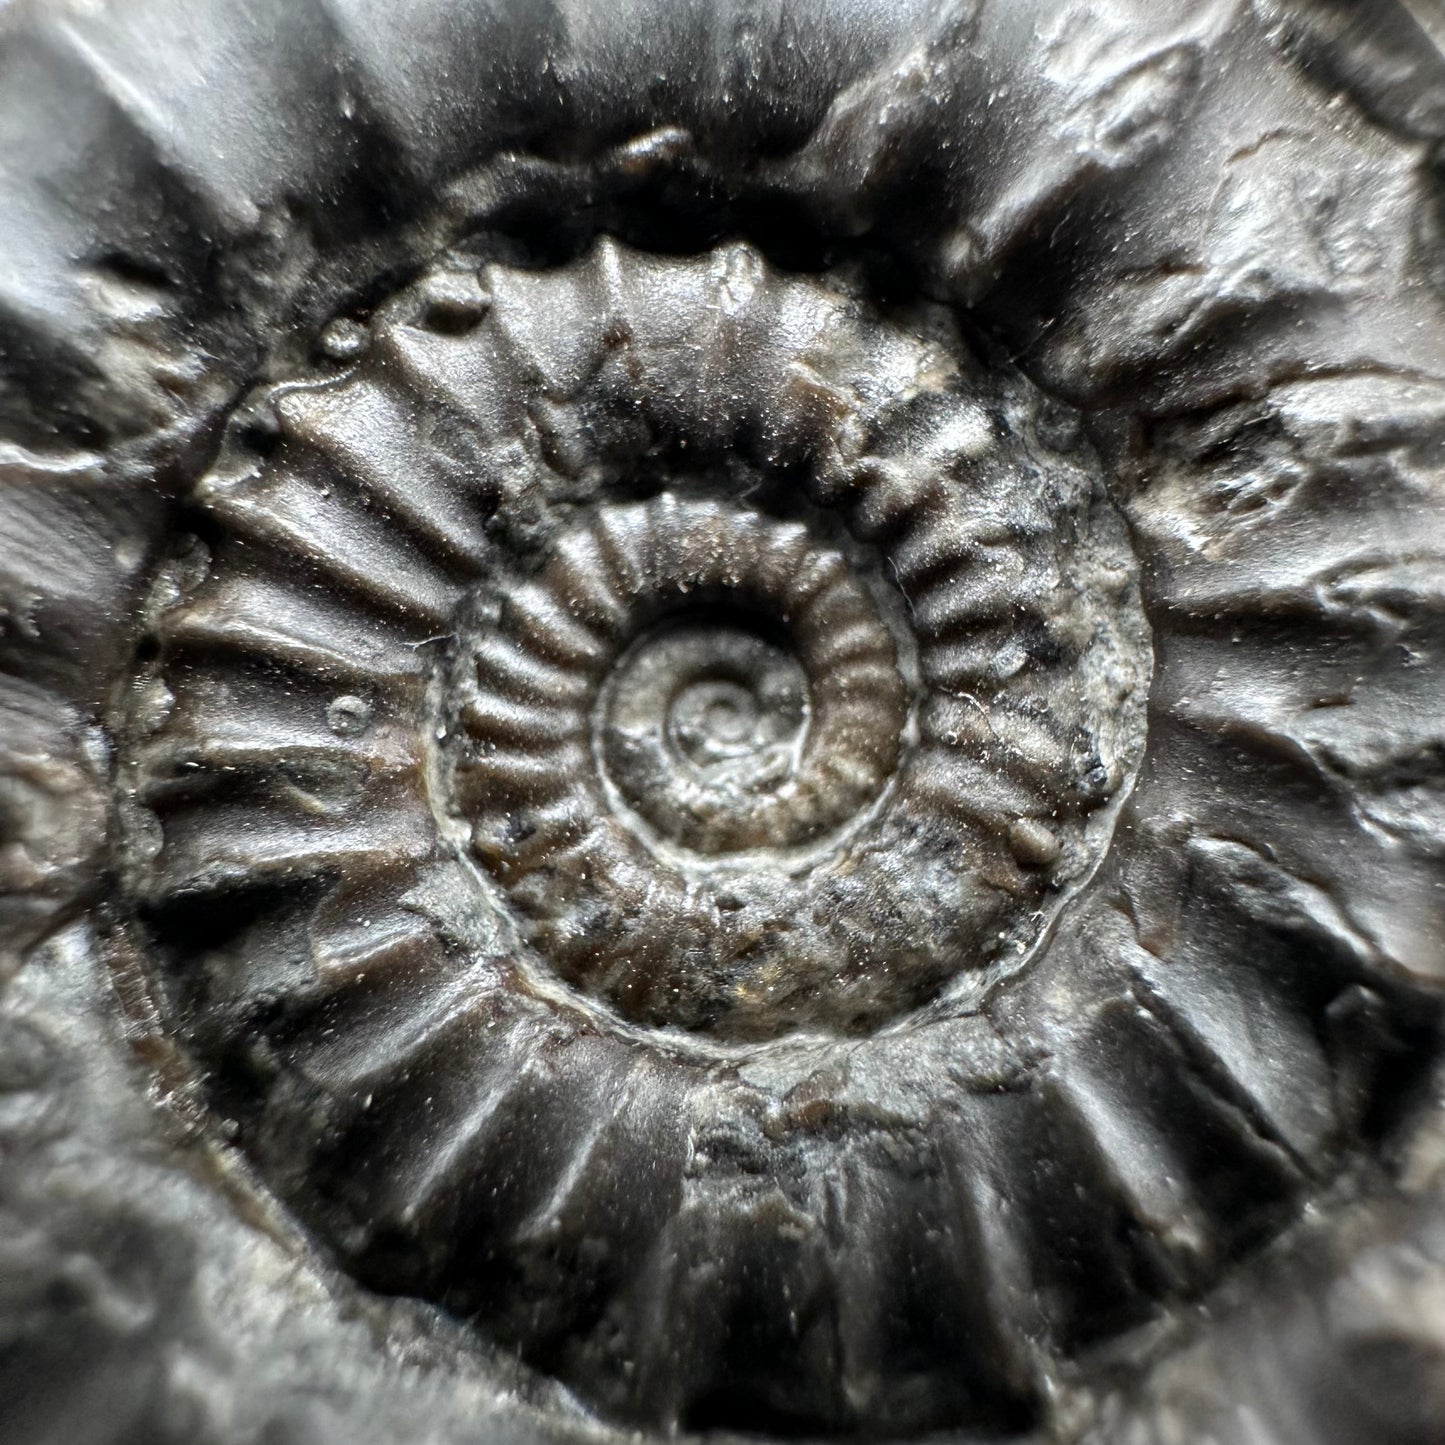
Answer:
[2,1,1445,1443]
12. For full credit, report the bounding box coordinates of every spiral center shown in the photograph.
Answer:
[680,684,755,751]
[602,618,811,855]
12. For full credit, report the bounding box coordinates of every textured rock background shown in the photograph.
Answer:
[1,0,1444,1440]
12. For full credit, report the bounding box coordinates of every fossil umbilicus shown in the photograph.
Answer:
[2,2,1444,1443]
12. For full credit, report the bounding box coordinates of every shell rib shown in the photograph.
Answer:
[109,233,1432,1436]
[0,0,1424,1438]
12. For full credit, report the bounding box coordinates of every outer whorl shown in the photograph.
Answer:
[1,2,1443,1443]
[120,241,1156,1428]
[114,228,1414,1435]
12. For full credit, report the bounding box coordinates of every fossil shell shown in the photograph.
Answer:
[2,0,1445,1442]
[118,239,1156,1429]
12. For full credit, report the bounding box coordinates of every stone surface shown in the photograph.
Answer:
[1,0,1444,1441]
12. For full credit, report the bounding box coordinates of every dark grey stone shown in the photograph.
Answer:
[1,0,1443,1441]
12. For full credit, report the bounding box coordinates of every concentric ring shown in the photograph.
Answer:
[462,495,907,863]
